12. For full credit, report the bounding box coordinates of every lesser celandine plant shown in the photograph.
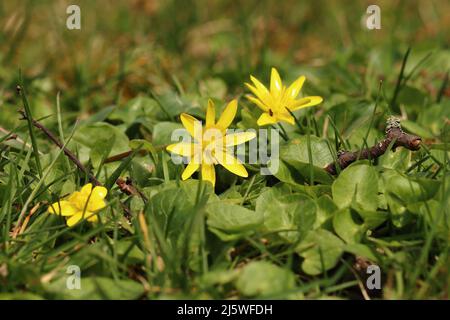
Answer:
[245,67,323,126]
[166,99,256,187]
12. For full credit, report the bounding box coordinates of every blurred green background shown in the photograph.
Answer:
[0,0,448,126]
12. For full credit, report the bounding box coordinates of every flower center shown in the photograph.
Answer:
[202,127,223,147]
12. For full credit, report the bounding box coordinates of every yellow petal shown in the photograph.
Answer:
[66,212,83,227]
[216,99,237,131]
[68,191,81,203]
[214,149,248,177]
[48,200,77,216]
[248,77,273,107]
[206,99,215,128]
[92,186,108,199]
[245,95,268,111]
[80,183,93,196]
[166,142,194,157]
[181,162,200,180]
[257,113,278,126]
[87,214,99,223]
[289,96,323,111]
[66,210,96,226]
[277,112,295,125]
[201,163,216,187]
[180,113,202,139]
[270,68,283,97]
[286,75,305,99]
[219,131,256,147]
[87,192,107,212]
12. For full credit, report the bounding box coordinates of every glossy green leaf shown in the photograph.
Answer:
[332,163,379,211]
[235,261,296,297]
[297,229,345,275]
[256,188,317,242]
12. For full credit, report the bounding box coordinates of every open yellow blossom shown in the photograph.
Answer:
[245,67,323,126]
[166,99,256,187]
[48,183,107,227]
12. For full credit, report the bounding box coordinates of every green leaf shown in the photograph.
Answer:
[314,195,337,228]
[130,138,158,163]
[279,136,334,184]
[332,163,378,212]
[357,209,388,229]
[145,187,193,239]
[71,122,129,168]
[110,96,161,123]
[401,120,434,139]
[381,170,440,227]
[270,159,302,186]
[383,169,440,203]
[237,106,259,130]
[235,261,296,297]
[378,148,412,171]
[199,78,228,99]
[44,277,144,300]
[80,105,116,125]
[274,159,333,185]
[297,229,345,275]
[158,91,195,118]
[152,121,183,146]
[344,243,379,262]
[201,269,239,287]
[206,202,263,240]
[256,188,317,242]
[333,207,364,244]
[348,127,383,150]
[417,101,450,136]
[178,179,218,204]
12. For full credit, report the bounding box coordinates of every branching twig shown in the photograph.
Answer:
[116,177,148,204]
[325,117,421,175]
[19,110,101,186]
[0,126,39,152]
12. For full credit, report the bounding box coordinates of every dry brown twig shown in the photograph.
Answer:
[325,116,422,175]
[18,109,101,186]
[116,177,148,204]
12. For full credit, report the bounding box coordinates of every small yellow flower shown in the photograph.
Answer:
[166,99,256,187]
[245,67,323,126]
[48,183,107,227]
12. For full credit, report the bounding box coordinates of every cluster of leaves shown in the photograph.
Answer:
[1,61,449,300]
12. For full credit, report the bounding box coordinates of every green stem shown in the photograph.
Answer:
[306,110,314,185]
[277,123,289,141]
[18,71,43,178]
[390,47,411,112]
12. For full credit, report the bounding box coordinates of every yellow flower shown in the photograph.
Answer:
[48,183,108,227]
[245,67,323,126]
[166,99,256,187]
